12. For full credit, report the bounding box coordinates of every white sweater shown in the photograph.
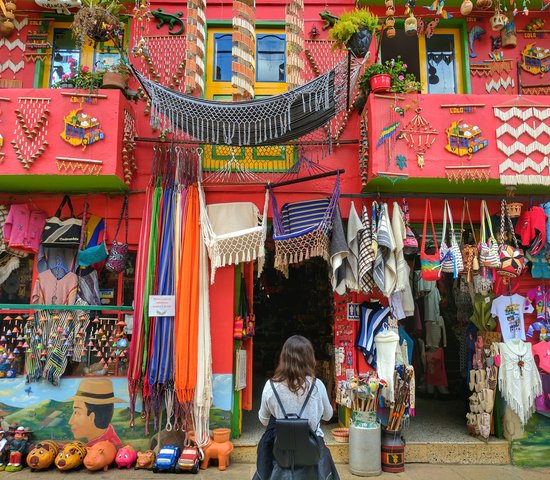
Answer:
[258,377,333,436]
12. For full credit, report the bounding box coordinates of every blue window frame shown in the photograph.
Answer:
[214,33,232,81]
[426,34,457,94]
[256,34,286,82]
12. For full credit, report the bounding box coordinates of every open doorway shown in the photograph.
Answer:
[240,244,335,436]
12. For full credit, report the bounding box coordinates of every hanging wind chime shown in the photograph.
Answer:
[399,107,438,168]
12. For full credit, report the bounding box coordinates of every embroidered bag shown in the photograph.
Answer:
[497,199,524,279]
[420,199,441,281]
[478,200,500,268]
[402,198,419,255]
[105,194,129,273]
[234,277,253,340]
[460,200,479,282]
[78,204,108,267]
[270,379,322,469]
[41,195,82,248]
[440,200,464,278]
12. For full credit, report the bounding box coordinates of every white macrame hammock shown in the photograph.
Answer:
[199,182,269,283]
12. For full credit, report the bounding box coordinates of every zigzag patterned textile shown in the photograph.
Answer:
[136,55,359,146]
[184,0,206,95]
[285,0,304,90]
[232,0,255,98]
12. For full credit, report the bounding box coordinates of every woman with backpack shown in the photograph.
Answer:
[253,335,340,480]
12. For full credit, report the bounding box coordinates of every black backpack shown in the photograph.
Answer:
[270,379,322,469]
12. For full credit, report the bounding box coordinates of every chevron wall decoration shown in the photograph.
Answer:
[0,60,25,74]
[485,76,515,93]
[0,38,26,51]
[499,157,550,174]
[500,174,550,186]
[494,106,550,121]
[496,122,550,139]
[496,140,550,156]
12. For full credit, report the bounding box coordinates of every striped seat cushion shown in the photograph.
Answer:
[280,198,330,234]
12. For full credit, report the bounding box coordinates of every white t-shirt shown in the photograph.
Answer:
[491,294,534,341]
[258,377,333,436]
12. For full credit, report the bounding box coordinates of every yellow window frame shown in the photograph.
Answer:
[41,21,126,88]
[204,27,295,173]
[418,28,464,94]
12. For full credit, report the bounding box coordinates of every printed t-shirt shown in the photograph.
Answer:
[491,294,534,341]
[527,286,550,321]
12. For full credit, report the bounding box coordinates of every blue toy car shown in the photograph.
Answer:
[153,446,181,473]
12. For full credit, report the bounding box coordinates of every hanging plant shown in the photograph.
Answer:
[329,9,379,57]
[71,0,125,47]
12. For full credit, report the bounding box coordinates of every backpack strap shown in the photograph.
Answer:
[270,378,317,419]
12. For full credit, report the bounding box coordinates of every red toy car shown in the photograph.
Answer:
[176,446,200,474]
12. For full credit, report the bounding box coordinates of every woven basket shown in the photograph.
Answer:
[507,202,522,218]
[331,427,349,443]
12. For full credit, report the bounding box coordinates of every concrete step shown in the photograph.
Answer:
[230,438,511,465]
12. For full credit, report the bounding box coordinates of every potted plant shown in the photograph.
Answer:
[102,61,129,90]
[387,57,422,93]
[52,60,105,90]
[329,9,379,58]
[71,0,125,47]
[359,62,391,94]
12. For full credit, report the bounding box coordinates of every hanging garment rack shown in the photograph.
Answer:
[266,169,345,189]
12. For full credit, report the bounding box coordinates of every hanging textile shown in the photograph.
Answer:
[270,174,340,277]
[175,185,200,403]
[199,182,269,283]
[148,182,176,428]
[134,55,362,146]
[232,0,255,99]
[184,0,206,95]
[285,0,304,90]
[127,178,154,425]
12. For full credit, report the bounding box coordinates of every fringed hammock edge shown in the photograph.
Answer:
[134,56,361,147]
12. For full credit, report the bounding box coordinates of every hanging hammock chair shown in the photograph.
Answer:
[270,173,340,277]
[198,182,269,283]
[132,55,363,146]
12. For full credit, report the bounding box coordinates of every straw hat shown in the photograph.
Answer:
[68,379,125,405]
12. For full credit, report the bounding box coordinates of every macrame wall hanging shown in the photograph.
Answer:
[359,116,369,186]
[285,0,304,90]
[11,97,50,169]
[232,0,255,99]
[184,0,206,95]
[0,16,26,87]
[399,107,438,168]
[495,102,550,186]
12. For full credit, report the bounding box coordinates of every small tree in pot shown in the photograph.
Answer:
[329,9,379,58]
[102,61,129,90]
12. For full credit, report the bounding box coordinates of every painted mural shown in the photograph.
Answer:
[0,374,232,450]
[511,413,550,467]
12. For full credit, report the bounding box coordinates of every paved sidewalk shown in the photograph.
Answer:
[3,464,550,479]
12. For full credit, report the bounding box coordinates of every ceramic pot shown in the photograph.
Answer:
[386,26,396,39]
[476,0,493,8]
[370,73,392,93]
[404,15,418,36]
[490,10,507,31]
[102,72,128,90]
[212,428,231,444]
[385,16,395,28]
[347,29,373,58]
[460,0,473,15]
[0,20,14,38]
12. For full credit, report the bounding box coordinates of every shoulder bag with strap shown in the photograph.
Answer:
[77,201,109,267]
[497,199,524,279]
[41,195,82,248]
[478,200,500,268]
[402,198,418,255]
[460,199,479,282]
[270,378,322,469]
[105,194,129,273]
[440,200,464,278]
[420,199,441,281]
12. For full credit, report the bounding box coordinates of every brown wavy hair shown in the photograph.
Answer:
[272,335,316,394]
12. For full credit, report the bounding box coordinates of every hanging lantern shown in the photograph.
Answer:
[405,14,419,36]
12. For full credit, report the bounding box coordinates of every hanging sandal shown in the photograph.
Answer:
[479,412,491,439]
[473,414,481,436]
[482,388,494,413]
[466,413,476,435]
[469,369,476,391]
[469,392,480,413]
[478,369,487,391]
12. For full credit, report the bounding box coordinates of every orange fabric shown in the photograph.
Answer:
[175,185,200,403]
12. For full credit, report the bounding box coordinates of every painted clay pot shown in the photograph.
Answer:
[404,15,418,36]
[476,0,492,8]
[370,73,392,93]
[386,26,396,39]
[460,0,473,15]
[0,20,14,38]
[385,16,395,28]
[102,72,128,90]
[490,10,507,31]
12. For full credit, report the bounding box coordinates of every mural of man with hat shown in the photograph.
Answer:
[68,378,124,447]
